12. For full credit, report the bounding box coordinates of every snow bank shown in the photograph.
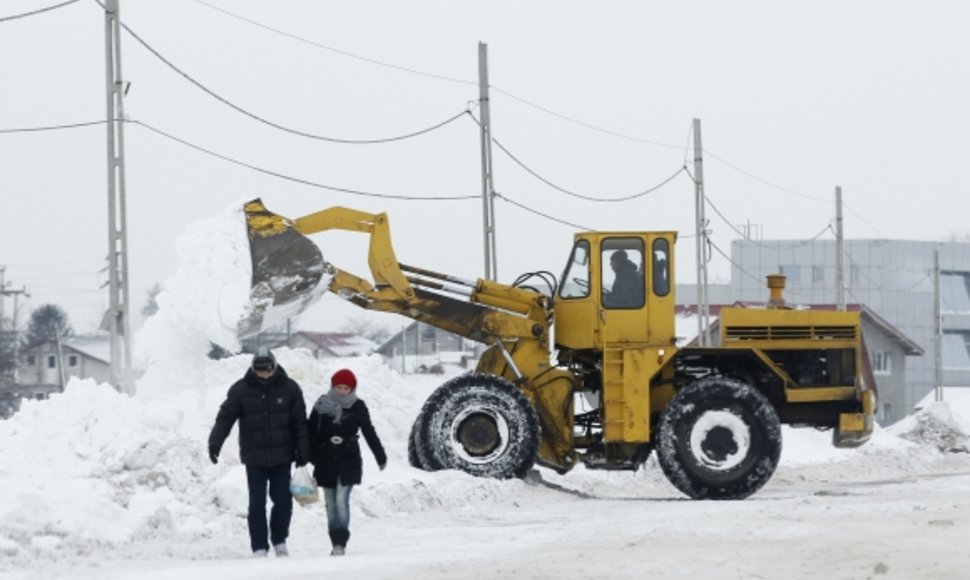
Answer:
[889,402,970,453]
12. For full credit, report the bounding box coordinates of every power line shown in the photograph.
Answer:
[841,248,932,293]
[468,113,688,202]
[707,239,763,285]
[0,0,81,23]
[190,0,687,153]
[703,149,889,238]
[703,148,830,203]
[493,191,591,231]
[840,202,888,238]
[0,120,109,134]
[705,194,833,248]
[494,138,687,202]
[128,119,479,201]
[491,87,684,150]
[188,0,477,87]
[96,2,471,144]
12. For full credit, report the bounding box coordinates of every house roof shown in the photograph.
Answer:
[376,321,475,355]
[291,332,377,356]
[61,334,111,363]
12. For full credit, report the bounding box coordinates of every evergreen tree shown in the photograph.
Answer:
[0,316,15,376]
[23,304,73,347]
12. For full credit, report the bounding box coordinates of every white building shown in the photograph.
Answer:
[731,238,970,421]
[17,333,112,397]
[377,322,481,373]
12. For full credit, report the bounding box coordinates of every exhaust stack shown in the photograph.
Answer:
[766,274,787,308]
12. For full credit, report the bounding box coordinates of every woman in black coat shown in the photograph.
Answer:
[308,368,386,556]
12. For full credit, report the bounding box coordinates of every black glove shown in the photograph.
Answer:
[295,452,308,468]
[209,448,219,465]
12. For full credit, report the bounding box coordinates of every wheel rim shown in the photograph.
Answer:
[688,410,751,471]
[449,406,510,464]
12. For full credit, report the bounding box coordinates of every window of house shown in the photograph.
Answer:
[942,330,970,369]
[812,265,825,282]
[881,402,893,423]
[47,355,56,369]
[27,355,36,366]
[68,355,78,367]
[873,351,892,375]
[940,272,970,313]
[850,264,862,284]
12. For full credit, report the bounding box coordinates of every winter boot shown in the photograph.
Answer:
[273,543,288,557]
[253,549,268,558]
[329,528,350,555]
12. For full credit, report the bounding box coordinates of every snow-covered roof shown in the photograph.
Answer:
[292,331,377,356]
[61,334,111,363]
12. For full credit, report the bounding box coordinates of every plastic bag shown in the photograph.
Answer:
[289,466,320,507]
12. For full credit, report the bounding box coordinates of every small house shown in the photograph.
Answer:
[16,333,112,397]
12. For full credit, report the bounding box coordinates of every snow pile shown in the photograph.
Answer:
[889,402,970,453]
[135,202,253,398]
[0,378,215,556]
[0,351,465,565]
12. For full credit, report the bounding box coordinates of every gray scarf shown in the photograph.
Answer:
[314,389,358,424]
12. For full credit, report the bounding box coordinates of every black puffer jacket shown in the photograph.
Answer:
[309,398,386,487]
[607,259,643,308]
[208,365,311,467]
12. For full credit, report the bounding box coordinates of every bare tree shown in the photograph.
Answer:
[342,315,393,344]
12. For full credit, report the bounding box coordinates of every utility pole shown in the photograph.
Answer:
[0,267,28,384]
[478,41,498,281]
[692,119,711,346]
[10,289,28,385]
[104,0,134,394]
[835,186,846,311]
[933,249,943,403]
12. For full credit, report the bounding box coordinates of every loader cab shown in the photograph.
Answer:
[554,232,677,350]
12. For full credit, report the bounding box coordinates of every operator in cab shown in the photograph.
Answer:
[604,249,643,308]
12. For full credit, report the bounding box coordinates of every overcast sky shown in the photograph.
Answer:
[2,0,969,335]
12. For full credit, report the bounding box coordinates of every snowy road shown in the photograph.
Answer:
[8,453,969,580]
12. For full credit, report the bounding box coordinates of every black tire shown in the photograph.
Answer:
[656,377,782,500]
[415,373,540,479]
[407,412,430,470]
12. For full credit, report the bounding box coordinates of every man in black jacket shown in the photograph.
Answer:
[605,249,643,308]
[208,350,311,558]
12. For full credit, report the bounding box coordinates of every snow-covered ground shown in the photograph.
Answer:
[2,205,969,579]
[2,357,969,580]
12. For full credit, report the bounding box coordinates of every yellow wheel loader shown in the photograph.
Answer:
[240,199,876,500]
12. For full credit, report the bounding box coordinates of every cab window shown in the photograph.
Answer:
[558,241,591,299]
[653,238,670,297]
[602,238,645,309]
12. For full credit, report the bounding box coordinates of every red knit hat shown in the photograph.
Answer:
[331,368,357,390]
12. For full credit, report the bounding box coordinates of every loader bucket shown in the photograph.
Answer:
[238,198,330,338]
